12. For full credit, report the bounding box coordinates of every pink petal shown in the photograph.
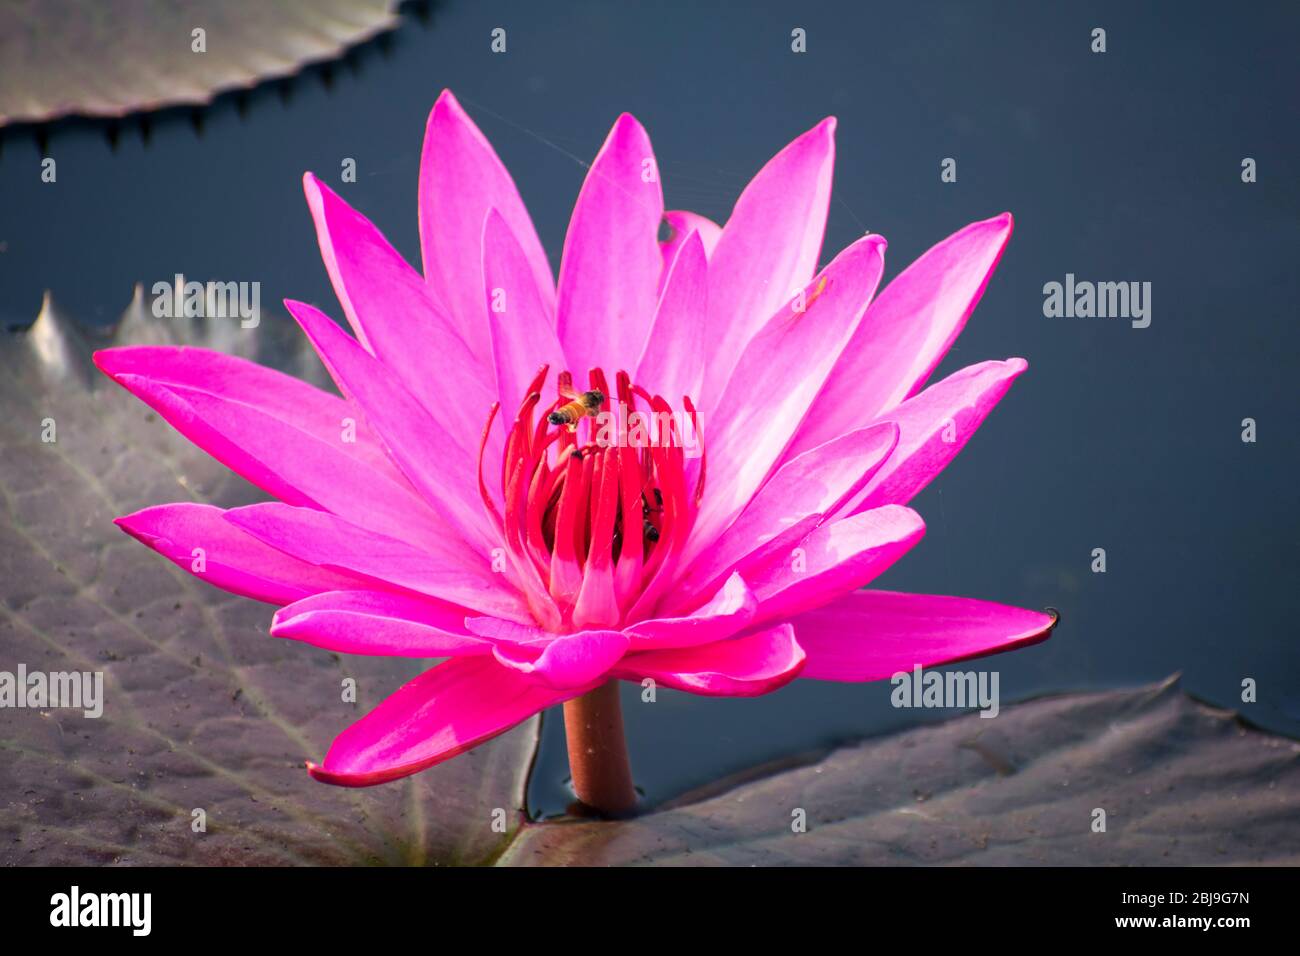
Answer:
[101,372,447,553]
[284,299,495,550]
[743,419,898,528]
[700,118,836,403]
[462,616,548,645]
[93,346,400,482]
[636,229,708,404]
[662,513,822,621]
[115,503,369,606]
[482,208,565,415]
[658,209,721,293]
[625,572,756,650]
[784,213,1014,459]
[555,113,664,378]
[748,505,926,625]
[790,589,1056,681]
[673,421,899,610]
[853,359,1028,512]
[308,657,584,786]
[224,502,530,624]
[490,629,629,689]
[692,235,887,552]
[613,623,806,697]
[303,173,496,422]
[271,590,492,657]
[419,90,554,357]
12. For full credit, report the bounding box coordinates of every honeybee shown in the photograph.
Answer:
[642,487,663,543]
[548,388,604,428]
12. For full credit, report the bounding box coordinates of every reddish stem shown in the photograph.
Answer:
[563,680,637,817]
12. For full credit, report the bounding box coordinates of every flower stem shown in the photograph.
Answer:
[563,680,637,817]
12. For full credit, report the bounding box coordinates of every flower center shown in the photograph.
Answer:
[478,366,704,633]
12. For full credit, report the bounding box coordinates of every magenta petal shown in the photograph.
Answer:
[463,616,548,645]
[115,503,369,606]
[614,623,806,697]
[636,229,708,403]
[786,214,1014,459]
[102,372,447,552]
[625,572,756,650]
[284,299,495,550]
[419,90,554,356]
[658,209,721,292]
[735,419,898,531]
[490,629,629,689]
[308,657,584,786]
[673,421,899,610]
[854,358,1028,511]
[556,113,664,377]
[701,118,836,401]
[303,173,496,420]
[790,589,1055,681]
[271,590,492,657]
[224,502,531,623]
[749,505,927,625]
[93,346,402,483]
[663,513,822,621]
[692,235,887,550]
[482,208,565,415]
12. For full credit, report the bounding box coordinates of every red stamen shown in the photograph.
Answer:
[548,442,587,606]
[476,402,504,536]
[477,365,701,630]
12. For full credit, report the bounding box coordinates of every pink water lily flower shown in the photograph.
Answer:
[96,90,1053,814]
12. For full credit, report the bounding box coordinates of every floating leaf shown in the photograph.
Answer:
[500,678,1300,865]
[0,0,400,127]
[0,296,536,865]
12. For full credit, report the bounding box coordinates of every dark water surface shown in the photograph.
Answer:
[2,1,1296,817]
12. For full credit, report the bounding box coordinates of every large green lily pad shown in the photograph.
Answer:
[0,0,400,127]
[500,677,1300,865]
[0,295,537,865]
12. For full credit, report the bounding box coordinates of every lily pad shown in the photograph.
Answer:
[499,677,1300,865]
[0,295,536,865]
[0,0,400,127]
